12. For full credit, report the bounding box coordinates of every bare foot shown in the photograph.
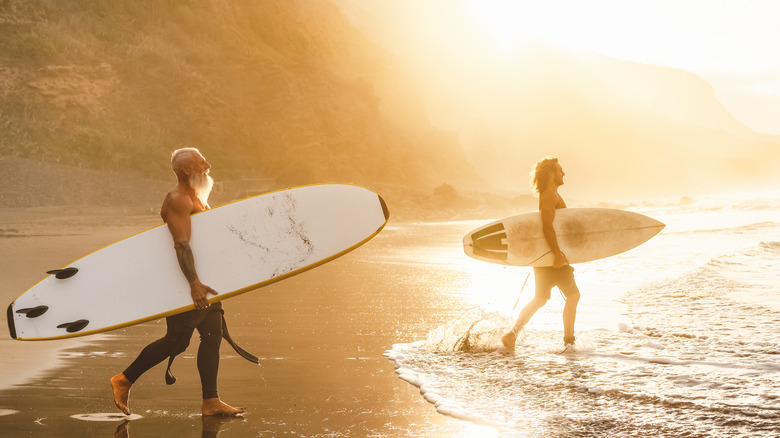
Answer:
[110,374,132,415]
[501,331,516,349]
[202,398,245,416]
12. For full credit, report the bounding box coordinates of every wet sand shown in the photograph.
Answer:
[0,207,485,436]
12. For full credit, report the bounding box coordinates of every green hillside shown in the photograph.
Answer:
[0,0,481,197]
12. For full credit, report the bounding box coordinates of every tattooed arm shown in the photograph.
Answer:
[162,191,217,309]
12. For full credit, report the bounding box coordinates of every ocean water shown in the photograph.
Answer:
[385,193,780,437]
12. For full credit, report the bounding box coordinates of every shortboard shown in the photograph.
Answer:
[463,208,664,266]
[8,184,389,340]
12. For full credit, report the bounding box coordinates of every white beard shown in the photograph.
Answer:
[189,171,214,208]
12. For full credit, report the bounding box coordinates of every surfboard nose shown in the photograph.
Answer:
[650,218,666,234]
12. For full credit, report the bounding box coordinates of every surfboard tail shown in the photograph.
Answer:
[7,302,17,339]
[465,222,509,263]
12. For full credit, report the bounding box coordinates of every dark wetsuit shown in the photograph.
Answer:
[123,302,224,399]
[123,302,256,399]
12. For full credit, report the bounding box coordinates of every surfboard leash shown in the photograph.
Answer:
[512,272,532,310]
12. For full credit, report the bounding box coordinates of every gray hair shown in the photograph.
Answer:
[171,147,201,173]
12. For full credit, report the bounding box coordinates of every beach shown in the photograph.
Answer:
[0,206,486,437]
[1,192,779,437]
[2,0,779,436]
[386,196,780,437]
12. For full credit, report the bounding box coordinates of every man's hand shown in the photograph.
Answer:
[190,280,218,309]
[552,251,570,269]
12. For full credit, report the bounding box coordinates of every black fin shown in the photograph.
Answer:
[46,267,79,279]
[57,319,89,333]
[16,305,49,318]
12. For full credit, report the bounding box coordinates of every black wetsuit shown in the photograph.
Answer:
[123,302,256,399]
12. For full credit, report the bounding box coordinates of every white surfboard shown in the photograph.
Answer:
[8,184,389,340]
[463,208,664,267]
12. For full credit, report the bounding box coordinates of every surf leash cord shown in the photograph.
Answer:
[512,272,532,310]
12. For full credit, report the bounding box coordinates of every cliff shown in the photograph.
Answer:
[0,0,482,202]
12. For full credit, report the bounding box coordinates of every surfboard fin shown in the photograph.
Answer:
[471,223,509,262]
[46,267,79,279]
[57,319,89,333]
[15,305,49,318]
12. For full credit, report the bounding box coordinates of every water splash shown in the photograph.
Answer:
[421,307,515,353]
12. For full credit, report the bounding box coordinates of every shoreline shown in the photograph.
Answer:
[3,192,775,393]
[3,197,776,436]
[0,205,476,436]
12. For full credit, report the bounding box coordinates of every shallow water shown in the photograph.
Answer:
[1,193,778,436]
[387,194,780,437]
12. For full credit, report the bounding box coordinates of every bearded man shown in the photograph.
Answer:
[110,148,246,416]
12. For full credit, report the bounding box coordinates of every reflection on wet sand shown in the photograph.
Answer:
[112,415,244,438]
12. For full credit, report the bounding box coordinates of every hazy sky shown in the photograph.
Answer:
[341,0,780,135]
[461,0,780,135]
[463,0,777,73]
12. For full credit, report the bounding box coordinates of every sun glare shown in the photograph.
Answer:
[463,0,531,55]
[462,0,589,56]
[459,422,501,438]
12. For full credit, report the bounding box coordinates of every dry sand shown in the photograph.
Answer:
[0,206,482,436]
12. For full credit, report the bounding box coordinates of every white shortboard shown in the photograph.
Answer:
[8,184,389,340]
[463,208,664,266]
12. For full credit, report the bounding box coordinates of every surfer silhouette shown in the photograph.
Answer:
[501,156,581,351]
[111,148,252,416]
